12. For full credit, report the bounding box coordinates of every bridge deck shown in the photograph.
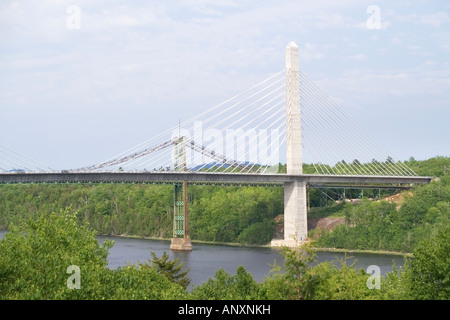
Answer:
[0,172,432,187]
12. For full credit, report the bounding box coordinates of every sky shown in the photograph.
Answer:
[1,0,449,170]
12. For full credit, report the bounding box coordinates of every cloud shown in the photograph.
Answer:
[349,54,367,61]
[353,20,391,30]
[419,12,450,27]
[327,65,450,104]
[300,43,326,60]
[424,60,438,66]
[440,44,450,53]
[314,12,346,28]
[397,12,450,28]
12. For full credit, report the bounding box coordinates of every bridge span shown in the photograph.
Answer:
[0,171,432,186]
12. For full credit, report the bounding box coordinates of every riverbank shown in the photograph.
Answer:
[94,231,412,257]
[98,232,267,248]
[0,227,413,257]
[311,246,412,257]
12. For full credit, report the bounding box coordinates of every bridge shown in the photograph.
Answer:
[0,42,432,250]
[0,171,429,187]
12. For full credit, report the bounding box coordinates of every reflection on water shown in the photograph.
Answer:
[0,230,406,288]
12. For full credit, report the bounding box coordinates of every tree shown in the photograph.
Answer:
[0,209,113,299]
[144,251,191,290]
[0,208,188,300]
[260,244,380,300]
[237,219,275,244]
[409,225,450,300]
[190,266,260,300]
[104,265,187,300]
[306,257,378,300]
[260,243,317,300]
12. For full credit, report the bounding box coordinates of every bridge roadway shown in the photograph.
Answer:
[0,171,432,188]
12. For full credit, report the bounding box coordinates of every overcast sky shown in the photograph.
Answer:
[1,0,449,170]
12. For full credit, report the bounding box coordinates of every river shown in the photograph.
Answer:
[0,229,406,288]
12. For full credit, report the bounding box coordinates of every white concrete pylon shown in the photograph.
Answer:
[271,41,308,247]
[285,41,302,175]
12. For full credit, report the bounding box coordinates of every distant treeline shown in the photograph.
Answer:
[0,182,283,245]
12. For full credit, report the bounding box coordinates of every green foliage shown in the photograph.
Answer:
[308,257,380,300]
[144,251,191,290]
[409,225,450,300]
[260,243,317,300]
[190,243,381,301]
[308,201,346,219]
[375,227,450,300]
[0,209,113,299]
[405,156,450,178]
[0,184,174,238]
[237,219,276,244]
[376,263,413,300]
[316,177,450,252]
[189,186,283,244]
[1,210,447,300]
[259,244,379,300]
[0,208,186,300]
[190,266,260,300]
[103,265,187,300]
[0,184,283,245]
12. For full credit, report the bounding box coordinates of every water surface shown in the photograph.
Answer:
[0,230,405,288]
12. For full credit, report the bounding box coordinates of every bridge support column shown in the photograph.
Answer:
[170,137,192,251]
[271,41,308,247]
[271,180,308,247]
[170,237,192,251]
[170,181,192,251]
[284,181,308,244]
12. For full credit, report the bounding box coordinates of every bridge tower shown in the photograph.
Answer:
[271,41,308,247]
[170,136,193,251]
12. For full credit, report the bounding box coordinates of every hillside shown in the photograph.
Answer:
[311,156,449,252]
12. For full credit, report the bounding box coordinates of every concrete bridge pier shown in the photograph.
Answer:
[280,180,308,246]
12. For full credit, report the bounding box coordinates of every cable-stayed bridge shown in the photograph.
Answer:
[0,42,431,249]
